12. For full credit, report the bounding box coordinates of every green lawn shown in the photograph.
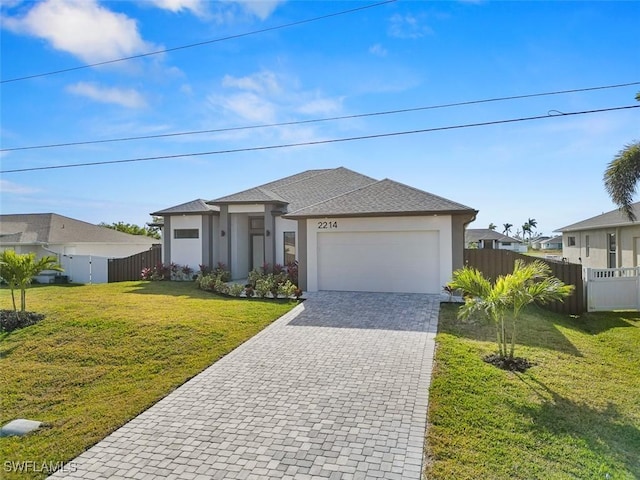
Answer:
[0,281,296,479]
[426,303,640,480]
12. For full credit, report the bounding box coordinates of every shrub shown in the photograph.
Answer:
[277,280,298,298]
[255,276,274,298]
[228,283,245,297]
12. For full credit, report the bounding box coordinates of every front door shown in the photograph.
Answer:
[251,235,264,271]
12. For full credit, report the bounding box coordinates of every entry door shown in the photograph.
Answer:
[252,235,264,271]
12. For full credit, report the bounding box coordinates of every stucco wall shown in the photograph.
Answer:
[562,225,640,269]
[169,215,203,269]
[275,217,298,265]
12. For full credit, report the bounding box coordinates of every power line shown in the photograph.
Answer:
[3,80,638,152]
[0,0,395,84]
[3,104,637,174]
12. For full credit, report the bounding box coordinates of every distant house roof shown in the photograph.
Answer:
[151,199,219,216]
[556,203,640,232]
[541,235,563,245]
[0,213,158,246]
[465,229,522,244]
[285,178,476,218]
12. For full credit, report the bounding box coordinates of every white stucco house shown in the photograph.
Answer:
[557,202,640,269]
[465,229,526,252]
[0,213,159,283]
[152,167,478,294]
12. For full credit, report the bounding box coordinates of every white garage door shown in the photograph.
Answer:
[317,230,440,294]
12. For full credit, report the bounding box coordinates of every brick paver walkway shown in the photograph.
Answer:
[50,292,440,480]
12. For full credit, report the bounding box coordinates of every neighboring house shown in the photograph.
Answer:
[0,213,159,283]
[540,235,563,250]
[557,202,640,269]
[530,236,550,250]
[465,229,526,252]
[152,167,478,294]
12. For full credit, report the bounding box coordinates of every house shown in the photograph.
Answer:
[0,213,159,283]
[152,167,478,294]
[556,202,640,269]
[539,235,563,250]
[530,235,550,250]
[465,229,526,252]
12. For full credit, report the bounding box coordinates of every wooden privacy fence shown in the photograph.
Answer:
[108,245,161,283]
[463,249,585,315]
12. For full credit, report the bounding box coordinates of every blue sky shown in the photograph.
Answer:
[1,0,639,237]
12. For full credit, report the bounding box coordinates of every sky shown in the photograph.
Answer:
[1,0,639,238]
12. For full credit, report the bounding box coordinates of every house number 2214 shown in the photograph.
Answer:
[318,221,338,229]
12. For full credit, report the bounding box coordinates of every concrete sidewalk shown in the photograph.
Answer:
[50,291,440,480]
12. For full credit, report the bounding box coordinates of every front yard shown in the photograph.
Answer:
[426,304,640,479]
[0,281,296,479]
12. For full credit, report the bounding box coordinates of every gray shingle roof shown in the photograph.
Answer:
[465,229,522,243]
[151,199,219,216]
[0,214,158,245]
[556,203,640,232]
[209,167,376,212]
[284,178,476,218]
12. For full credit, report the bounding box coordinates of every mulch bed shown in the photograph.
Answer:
[484,353,535,372]
[0,310,45,332]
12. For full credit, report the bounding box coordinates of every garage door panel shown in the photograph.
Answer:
[317,231,439,294]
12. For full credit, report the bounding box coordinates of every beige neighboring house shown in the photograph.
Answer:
[557,202,640,269]
[465,229,526,252]
[0,213,159,283]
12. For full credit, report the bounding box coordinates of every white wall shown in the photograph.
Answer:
[305,215,453,293]
[170,215,203,269]
[275,217,298,265]
[230,213,249,278]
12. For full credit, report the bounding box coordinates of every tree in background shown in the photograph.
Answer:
[603,92,640,220]
[0,251,63,312]
[502,223,513,236]
[99,221,160,239]
[488,223,497,231]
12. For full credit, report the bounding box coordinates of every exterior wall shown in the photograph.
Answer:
[169,215,204,269]
[230,213,249,279]
[275,217,298,265]
[561,225,640,269]
[451,215,472,271]
[304,215,453,293]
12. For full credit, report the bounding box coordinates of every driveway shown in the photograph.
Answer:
[50,291,440,480]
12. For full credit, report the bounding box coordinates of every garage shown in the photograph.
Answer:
[317,230,440,294]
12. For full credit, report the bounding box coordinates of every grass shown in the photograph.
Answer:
[426,303,640,480]
[0,281,297,479]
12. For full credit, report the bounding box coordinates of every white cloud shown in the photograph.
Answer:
[297,97,343,116]
[230,0,285,20]
[369,43,388,57]
[222,71,281,94]
[210,92,276,123]
[0,179,41,195]
[67,82,146,108]
[147,0,206,17]
[389,13,433,39]
[3,0,156,63]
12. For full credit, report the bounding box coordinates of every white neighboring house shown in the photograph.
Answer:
[465,229,527,252]
[557,202,640,269]
[0,213,159,283]
[152,167,478,294]
[530,236,550,250]
[540,235,563,250]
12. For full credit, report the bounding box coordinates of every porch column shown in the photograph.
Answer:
[297,218,307,291]
[264,205,276,267]
[219,205,231,270]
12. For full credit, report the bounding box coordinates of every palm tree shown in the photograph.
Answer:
[604,140,640,221]
[502,223,513,236]
[448,260,573,362]
[603,92,640,220]
[488,223,497,231]
[0,251,63,312]
[521,223,531,242]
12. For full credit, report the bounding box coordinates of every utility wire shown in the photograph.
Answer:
[2,104,638,174]
[3,80,638,152]
[0,0,395,84]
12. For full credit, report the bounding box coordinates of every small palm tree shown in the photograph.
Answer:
[488,223,497,231]
[448,260,574,362]
[0,251,63,312]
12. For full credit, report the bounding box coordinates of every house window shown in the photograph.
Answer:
[568,236,576,247]
[174,229,199,239]
[608,233,616,268]
[585,235,590,257]
[250,218,265,230]
[284,232,296,264]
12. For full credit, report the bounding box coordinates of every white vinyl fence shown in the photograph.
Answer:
[586,267,640,312]
[59,255,109,284]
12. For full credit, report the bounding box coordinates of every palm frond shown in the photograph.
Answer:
[604,140,640,221]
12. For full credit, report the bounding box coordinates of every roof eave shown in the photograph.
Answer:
[284,209,478,219]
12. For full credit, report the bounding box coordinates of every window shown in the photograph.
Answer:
[585,235,590,257]
[174,229,199,239]
[284,232,296,264]
[250,218,265,230]
[608,233,616,268]
[568,236,576,246]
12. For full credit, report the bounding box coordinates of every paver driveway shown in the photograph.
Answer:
[50,292,440,480]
